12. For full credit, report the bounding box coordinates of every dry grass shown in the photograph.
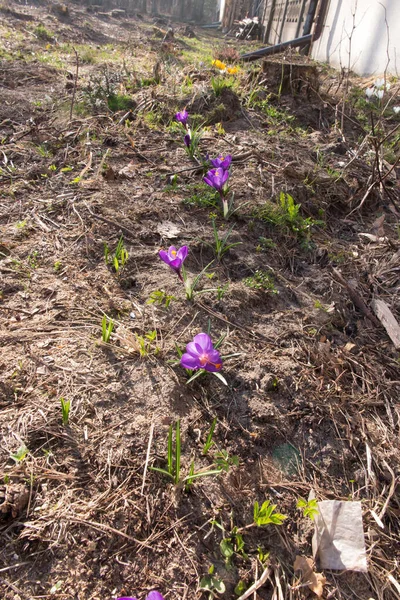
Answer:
[1,1,400,599]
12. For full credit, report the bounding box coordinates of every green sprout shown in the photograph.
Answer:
[101,315,114,343]
[211,75,234,97]
[297,497,319,520]
[135,330,159,357]
[215,449,239,472]
[253,500,287,527]
[202,417,217,455]
[104,235,128,273]
[199,564,226,599]
[150,420,223,490]
[60,397,71,426]
[10,444,29,463]
[147,290,176,309]
[204,218,242,261]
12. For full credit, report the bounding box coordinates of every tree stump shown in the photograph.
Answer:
[260,57,319,98]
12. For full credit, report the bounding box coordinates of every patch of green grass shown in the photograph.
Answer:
[34,24,53,42]
[255,192,324,244]
[180,35,214,65]
[143,109,163,128]
[182,184,219,209]
[244,269,278,293]
[211,75,234,97]
[36,52,66,69]
[79,46,98,64]
[58,43,125,65]
[107,93,135,112]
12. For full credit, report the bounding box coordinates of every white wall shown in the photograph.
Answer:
[311,0,400,76]
[218,0,226,21]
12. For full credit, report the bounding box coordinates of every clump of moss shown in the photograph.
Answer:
[107,94,136,112]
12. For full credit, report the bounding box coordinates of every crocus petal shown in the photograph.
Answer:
[167,246,178,258]
[203,175,214,187]
[204,361,222,372]
[184,133,191,147]
[146,592,165,600]
[181,353,201,370]
[169,257,183,270]
[193,333,213,352]
[221,169,230,185]
[221,155,232,169]
[175,110,188,125]
[208,348,222,364]
[185,341,202,357]
[160,246,188,274]
[176,245,188,262]
[159,250,170,264]
[211,155,232,169]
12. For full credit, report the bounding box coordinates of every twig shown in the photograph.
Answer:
[69,48,79,122]
[141,422,154,495]
[84,202,138,240]
[0,563,31,574]
[378,460,398,521]
[346,180,377,216]
[165,165,203,177]
[66,517,152,547]
[236,566,271,600]
[331,268,381,327]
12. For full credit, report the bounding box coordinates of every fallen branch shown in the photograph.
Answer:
[331,268,380,327]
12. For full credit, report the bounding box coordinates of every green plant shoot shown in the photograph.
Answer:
[203,417,217,455]
[60,397,71,426]
[253,500,287,527]
[101,315,114,343]
[297,497,319,520]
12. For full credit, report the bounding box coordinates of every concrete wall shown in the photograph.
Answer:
[311,0,400,76]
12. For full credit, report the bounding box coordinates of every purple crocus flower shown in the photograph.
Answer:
[210,154,232,170]
[184,133,191,148]
[117,592,164,600]
[175,110,188,126]
[180,333,223,372]
[203,167,230,194]
[159,245,188,281]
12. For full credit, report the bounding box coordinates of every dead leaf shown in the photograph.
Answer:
[103,166,117,181]
[294,556,326,598]
[118,162,136,178]
[343,342,356,353]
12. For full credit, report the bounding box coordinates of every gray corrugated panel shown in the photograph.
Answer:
[262,0,311,44]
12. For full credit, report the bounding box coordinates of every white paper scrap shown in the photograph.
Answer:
[312,500,367,572]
